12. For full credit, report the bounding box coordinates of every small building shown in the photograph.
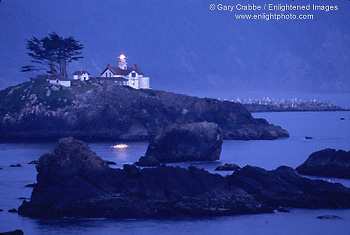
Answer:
[101,53,150,89]
[36,75,71,87]
[72,71,90,81]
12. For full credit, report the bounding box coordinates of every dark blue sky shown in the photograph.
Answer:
[0,0,349,95]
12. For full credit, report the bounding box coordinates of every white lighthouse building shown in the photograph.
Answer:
[101,53,150,89]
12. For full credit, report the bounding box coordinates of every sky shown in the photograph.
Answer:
[0,0,349,97]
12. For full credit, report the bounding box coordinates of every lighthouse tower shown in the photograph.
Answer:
[118,53,127,70]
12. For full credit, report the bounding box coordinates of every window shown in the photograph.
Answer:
[132,72,136,78]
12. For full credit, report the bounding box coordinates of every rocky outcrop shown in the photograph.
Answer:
[138,122,222,165]
[9,164,21,167]
[296,149,350,179]
[18,138,350,219]
[215,164,241,171]
[0,79,289,141]
[136,156,160,167]
[227,165,350,209]
[0,230,24,235]
[316,215,342,219]
[18,138,268,218]
[104,160,117,165]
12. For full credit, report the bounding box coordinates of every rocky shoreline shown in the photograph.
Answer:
[18,138,350,219]
[0,79,289,141]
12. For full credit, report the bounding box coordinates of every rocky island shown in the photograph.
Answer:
[296,149,350,179]
[137,122,222,166]
[18,138,350,219]
[0,79,288,141]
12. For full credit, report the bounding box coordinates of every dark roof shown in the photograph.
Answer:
[92,76,128,81]
[35,74,71,81]
[101,65,144,76]
[72,71,90,75]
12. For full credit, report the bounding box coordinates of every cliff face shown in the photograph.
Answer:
[0,79,289,141]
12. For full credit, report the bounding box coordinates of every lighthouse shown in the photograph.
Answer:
[101,53,150,89]
[118,53,127,70]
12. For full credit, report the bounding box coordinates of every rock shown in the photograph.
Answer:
[227,165,350,209]
[9,164,21,167]
[0,209,3,212]
[104,160,117,165]
[275,207,290,213]
[0,80,289,141]
[8,209,17,213]
[141,122,222,164]
[25,183,36,188]
[135,156,160,167]
[296,149,350,179]
[340,118,345,120]
[215,163,241,171]
[304,136,313,139]
[0,230,24,235]
[51,85,60,91]
[316,215,342,219]
[123,164,141,178]
[28,160,39,164]
[18,138,269,218]
[18,138,350,219]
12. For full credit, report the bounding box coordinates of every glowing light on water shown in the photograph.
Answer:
[112,144,128,149]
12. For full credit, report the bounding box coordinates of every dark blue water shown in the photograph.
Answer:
[0,111,349,234]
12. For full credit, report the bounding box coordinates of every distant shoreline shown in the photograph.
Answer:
[222,97,348,113]
[245,106,349,113]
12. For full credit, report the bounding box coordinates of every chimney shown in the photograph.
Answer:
[134,64,137,68]
[108,63,111,68]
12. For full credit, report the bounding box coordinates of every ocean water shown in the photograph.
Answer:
[0,111,349,234]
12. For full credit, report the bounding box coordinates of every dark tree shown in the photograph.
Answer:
[21,32,84,78]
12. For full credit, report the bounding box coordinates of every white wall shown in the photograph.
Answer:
[139,77,150,89]
[73,73,89,81]
[81,73,89,81]
[49,80,71,87]
[128,78,139,89]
